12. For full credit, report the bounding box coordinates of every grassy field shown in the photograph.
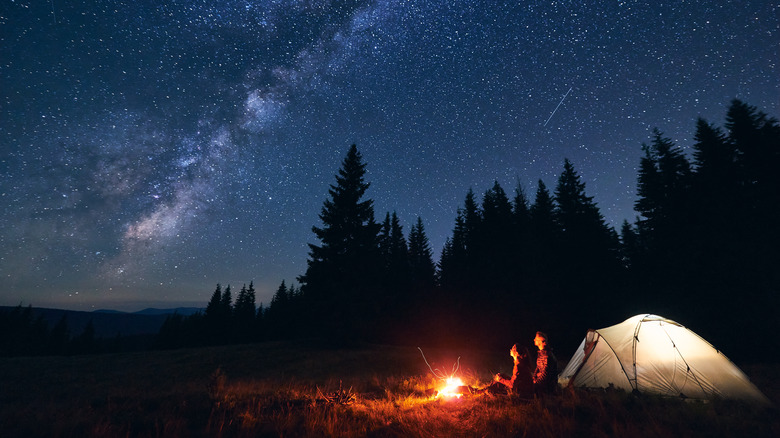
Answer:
[1,340,777,437]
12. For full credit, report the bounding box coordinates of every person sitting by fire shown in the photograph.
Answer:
[479,331,558,396]
[532,331,558,395]
[479,342,533,396]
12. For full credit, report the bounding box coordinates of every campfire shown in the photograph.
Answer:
[419,348,475,399]
[437,376,468,398]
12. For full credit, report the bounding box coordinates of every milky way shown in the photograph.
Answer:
[1,1,778,310]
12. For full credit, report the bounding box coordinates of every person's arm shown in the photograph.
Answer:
[495,358,520,387]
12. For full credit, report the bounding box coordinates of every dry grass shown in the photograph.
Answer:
[1,340,777,437]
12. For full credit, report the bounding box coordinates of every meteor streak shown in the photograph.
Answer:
[544,87,573,127]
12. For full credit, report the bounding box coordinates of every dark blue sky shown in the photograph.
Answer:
[2,1,778,311]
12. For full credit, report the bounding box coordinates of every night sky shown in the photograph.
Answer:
[2,1,778,311]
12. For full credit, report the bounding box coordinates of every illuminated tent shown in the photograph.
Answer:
[558,314,769,403]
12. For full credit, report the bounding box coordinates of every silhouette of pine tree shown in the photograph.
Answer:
[298,144,382,341]
[509,182,532,289]
[378,211,410,328]
[205,284,223,319]
[438,212,466,291]
[408,216,436,296]
[234,283,257,343]
[528,179,559,299]
[633,129,693,304]
[724,100,780,290]
[553,159,621,327]
[204,284,227,345]
[477,181,515,294]
[266,280,289,339]
[619,220,639,270]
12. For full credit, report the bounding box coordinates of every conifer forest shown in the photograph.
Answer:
[3,100,779,363]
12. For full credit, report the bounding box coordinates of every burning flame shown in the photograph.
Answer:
[418,347,468,399]
[438,376,465,398]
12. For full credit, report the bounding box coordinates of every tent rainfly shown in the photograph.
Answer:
[558,314,770,404]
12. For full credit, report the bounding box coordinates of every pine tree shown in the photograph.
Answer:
[634,144,662,236]
[437,188,485,316]
[628,101,780,361]
[235,283,256,321]
[458,189,483,291]
[408,216,436,295]
[204,283,232,344]
[205,284,223,319]
[255,300,265,341]
[221,285,233,319]
[510,181,532,289]
[530,180,556,237]
[298,144,382,340]
[530,179,558,254]
[389,213,409,280]
[378,211,411,325]
[462,189,481,262]
[633,129,693,295]
[267,280,289,339]
[528,179,560,301]
[688,118,741,290]
[478,181,514,291]
[721,101,780,349]
[692,118,732,183]
[378,213,392,264]
[725,99,780,194]
[437,237,455,289]
[438,210,467,290]
[619,220,639,270]
[512,182,531,233]
[380,211,410,291]
[554,159,617,253]
[725,100,780,253]
[638,130,692,234]
[247,281,256,307]
[234,283,257,343]
[554,159,621,324]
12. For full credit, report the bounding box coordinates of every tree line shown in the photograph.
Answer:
[160,99,778,361]
[1,305,103,356]
[4,100,777,361]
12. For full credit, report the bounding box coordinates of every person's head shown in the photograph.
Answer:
[534,331,549,350]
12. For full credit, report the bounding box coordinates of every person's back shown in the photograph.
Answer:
[510,352,533,395]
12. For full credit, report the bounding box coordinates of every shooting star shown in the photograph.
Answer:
[544,87,573,127]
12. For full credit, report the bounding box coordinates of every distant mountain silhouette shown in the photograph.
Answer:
[0,306,202,338]
[133,307,203,316]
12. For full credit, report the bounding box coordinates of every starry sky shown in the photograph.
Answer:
[1,1,778,311]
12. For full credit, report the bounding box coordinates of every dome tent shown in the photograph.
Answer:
[558,314,769,404]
